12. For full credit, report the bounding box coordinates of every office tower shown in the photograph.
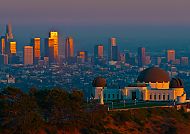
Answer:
[9,41,17,55]
[94,44,104,59]
[77,51,88,63]
[181,57,188,66]
[108,37,118,61]
[6,23,14,39]
[138,47,146,67]
[49,32,59,62]
[65,37,74,59]
[24,46,33,65]
[0,36,6,54]
[167,50,175,63]
[45,38,54,63]
[31,38,41,64]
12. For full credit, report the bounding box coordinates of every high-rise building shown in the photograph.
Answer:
[167,50,175,63]
[49,32,59,62]
[24,46,33,65]
[138,47,146,67]
[108,37,118,61]
[9,41,17,55]
[45,38,55,63]
[6,23,14,39]
[77,51,88,63]
[0,36,6,54]
[94,44,104,59]
[31,38,41,64]
[65,37,74,59]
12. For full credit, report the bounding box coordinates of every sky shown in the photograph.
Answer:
[1,0,190,53]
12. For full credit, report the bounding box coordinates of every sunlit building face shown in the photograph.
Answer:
[32,38,40,60]
[0,37,6,54]
[167,50,175,62]
[9,41,17,55]
[24,46,33,65]
[49,32,59,62]
[98,45,104,58]
[65,37,74,59]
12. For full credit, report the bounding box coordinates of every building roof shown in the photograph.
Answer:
[169,78,184,88]
[92,77,107,87]
[137,67,170,83]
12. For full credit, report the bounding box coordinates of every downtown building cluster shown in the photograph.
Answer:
[0,24,189,68]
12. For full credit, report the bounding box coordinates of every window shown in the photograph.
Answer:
[163,95,165,100]
[150,95,152,100]
[168,95,170,100]
[108,94,110,99]
[154,95,156,100]
[159,95,161,100]
[104,94,106,98]
[112,94,115,99]
[117,94,119,99]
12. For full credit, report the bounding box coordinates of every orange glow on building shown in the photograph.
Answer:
[49,32,58,62]
[98,45,104,58]
[65,37,74,59]
[24,46,33,65]
[167,50,175,62]
[79,51,85,59]
[32,38,41,61]
[9,41,16,55]
[0,37,6,54]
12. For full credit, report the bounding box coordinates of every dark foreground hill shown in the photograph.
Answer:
[1,87,190,134]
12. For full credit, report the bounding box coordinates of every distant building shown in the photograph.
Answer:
[0,36,6,54]
[181,57,188,66]
[24,46,33,65]
[6,23,14,40]
[94,44,104,59]
[138,47,146,67]
[9,41,17,55]
[65,37,74,60]
[108,37,118,61]
[45,38,54,63]
[31,38,41,64]
[49,32,59,62]
[77,51,88,63]
[167,50,175,63]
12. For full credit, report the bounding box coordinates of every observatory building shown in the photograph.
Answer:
[92,67,187,104]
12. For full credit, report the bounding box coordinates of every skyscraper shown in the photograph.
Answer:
[9,41,17,55]
[45,38,54,63]
[167,50,175,63]
[94,44,104,59]
[138,47,146,67]
[0,36,6,54]
[108,37,118,61]
[49,32,59,62]
[6,23,13,40]
[31,38,41,64]
[65,37,74,60]
[24,46,33,65]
